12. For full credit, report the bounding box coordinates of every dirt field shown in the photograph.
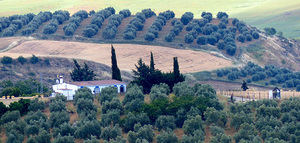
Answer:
[0,37,233,73]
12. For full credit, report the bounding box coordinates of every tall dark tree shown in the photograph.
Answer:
[111,45,122,81]
[241,80,249,91]
[150,52,155,72]
[82,63,96,81]
[173,57,180,78]
[70,59,95,81]
[132,57,184,94]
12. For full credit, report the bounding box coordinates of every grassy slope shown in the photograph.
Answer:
[0,0,299,38]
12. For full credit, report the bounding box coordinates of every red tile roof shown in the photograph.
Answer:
[69,80,126,86]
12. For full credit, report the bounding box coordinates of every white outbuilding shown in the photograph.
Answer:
[52,76,126,100]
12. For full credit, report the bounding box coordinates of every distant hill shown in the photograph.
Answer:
[0,0,299,39]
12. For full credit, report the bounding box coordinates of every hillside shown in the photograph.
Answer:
[0,0,299,38]
[0,37,233,73]
[0,56,133,86]
[0,8,299,71]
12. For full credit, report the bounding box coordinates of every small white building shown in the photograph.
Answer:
[52,76,126,100]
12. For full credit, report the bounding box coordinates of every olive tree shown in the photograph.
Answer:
[100,125,122,141]
[99,87,118,104]
[204,107,227,127]
[183,115,204,135]
[156,130,178,143]
[128,124,154,143]
[155,115,176,131]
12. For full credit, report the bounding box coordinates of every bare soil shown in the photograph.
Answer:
[0,38,233,73]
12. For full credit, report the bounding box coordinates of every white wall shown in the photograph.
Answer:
[52,83,127,100]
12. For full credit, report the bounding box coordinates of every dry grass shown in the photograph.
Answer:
[0,37,233,73]
[67,102,79,124]
[0,127,7,143]
[174,128,184,140]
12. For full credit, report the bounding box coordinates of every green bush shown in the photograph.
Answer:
[1,110,20,124]
[30,55,39,64]
[1,56,13,65]
[17,56,27,64]
[264,27,276,36]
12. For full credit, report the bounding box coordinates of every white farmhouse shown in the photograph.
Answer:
[52,76,126,100]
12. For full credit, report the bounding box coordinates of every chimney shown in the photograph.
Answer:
[59,75,63,84]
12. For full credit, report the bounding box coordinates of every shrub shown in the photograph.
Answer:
[204,107,227,127]
[210,133,231,143]
[173,82,194,97]
[74,87,93,104]
[43,20,59,34]
[30,55,39,64]
[63,10,88,36]
[184,33,194,44]
[207,35,218,45]
[155,115,176,131]
[149,83,169,101]
[99,87,118,104]
[22,12,52,35]
[35,130,51,143]
[196,36,207,45]
[1,56,13,64]
[233,123,258,143]
[252,31,259,39]
[296,85,300,91]
[17,56,27,64]
[183,115,203,135]
[82,24,98,38]
[264,27,276,35]
[144,32,156,41]
[53,135,75,143]
[76,98,97,115]
[28,98,45,111]
[164,32,175,42]
[210,125,225,136]
[225,44,236,56]
[119,9,131,18]
[100,125,122,141]
[123,112,150,132]
[141,9,156,18]
[49,100,66,112]
[181,12,194,25]
[217,12,229,19]
[75,120,101,139]
[245,34,252,41]
[230,112,253,130]
[1,110,20,124]
[237,34,245,43]
[217,40,225,50]
[50,111,70,127]
[127,124,154,143]
[0,102,8,117]
[102,14,124,39]
[52,123,75,137]
[156,131,178,143]
[101,98,123,114]
[201,12,213,22]
[101,110,120,127]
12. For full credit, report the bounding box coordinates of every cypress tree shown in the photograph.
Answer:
[150,52,155,72]
[111,45,122,81]
[70,59,83,81]
[173,57,180,78]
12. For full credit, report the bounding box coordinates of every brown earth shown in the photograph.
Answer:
[0,37,233,73]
